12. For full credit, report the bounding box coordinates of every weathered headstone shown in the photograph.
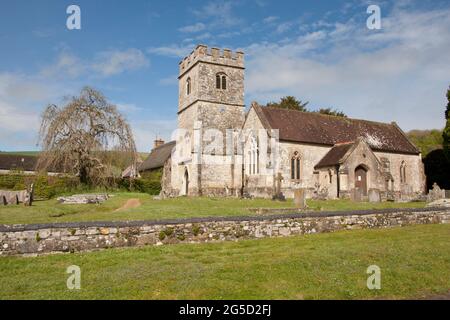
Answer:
[368,189,381,203]
[0,186,32,205]
[24,183,34,206]
[426,198,450,208]
[294,188,307,209]
[57,194,109,204]
[352,188,363,202]
[427,183,445,202]
[272,173,286,201]
[8,194,19,205]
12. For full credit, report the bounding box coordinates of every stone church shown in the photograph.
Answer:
[139,44,426,201]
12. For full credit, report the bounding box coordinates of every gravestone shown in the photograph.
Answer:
[24,183,34,206]
[368,189,381,203]
[272,173,286,201]
[57,194,109,204]
[352,188,363,202]
[427,183,445,202]
[294,188,307,209]
[8,194,19,205]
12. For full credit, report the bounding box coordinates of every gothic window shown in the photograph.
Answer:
[216,74,221,89]
[381,157,390,172]
[400,161,407,183]
[290,151,301,180]
[216,73,227,90]
[186,77,191,95]
[248,136,259,175]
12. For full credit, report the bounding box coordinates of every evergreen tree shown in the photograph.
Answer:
[266,96,309,111]
[265,96,346,117]
[315,107,347,118]
[443,87,450,161]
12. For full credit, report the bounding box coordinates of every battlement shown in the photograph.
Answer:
[179,44,244,76]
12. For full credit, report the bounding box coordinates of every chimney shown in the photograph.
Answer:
[153,138,165,150]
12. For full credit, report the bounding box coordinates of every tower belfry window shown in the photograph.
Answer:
[216,74,221,89]
[186,78,191,95]
[222,75,226,89]
[216,73,227,90]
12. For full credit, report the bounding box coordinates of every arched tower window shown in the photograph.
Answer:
[290,151,301,180]
[186,77,191,95]
[216,73,227,90]
[222,75,226,89]
[400,161,407,183]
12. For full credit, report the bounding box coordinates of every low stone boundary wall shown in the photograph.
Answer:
[1,207,449,256]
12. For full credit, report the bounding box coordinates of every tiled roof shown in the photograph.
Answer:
[314,142,355,169]
[254,105,420,154]
[0,154,38,171]
[139,141,176,172]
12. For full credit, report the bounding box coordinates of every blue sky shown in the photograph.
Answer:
[0,0,449,152]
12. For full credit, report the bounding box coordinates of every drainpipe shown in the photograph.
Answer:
[336,164,341,198]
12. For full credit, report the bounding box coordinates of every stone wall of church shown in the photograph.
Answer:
[242,107,333,199]
[238,108,425,200]
[373,151,426,197]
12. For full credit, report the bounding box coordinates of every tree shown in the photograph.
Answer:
[266,96,309,111]
[407,129,443,157]
[315,107,347,118]
[443,86,450,161]
[37,87,137,186]
[265,96,346,117]
[423,149,450,190]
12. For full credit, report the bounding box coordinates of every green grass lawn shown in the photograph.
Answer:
[0,224,448,300]
[0,192,426,225]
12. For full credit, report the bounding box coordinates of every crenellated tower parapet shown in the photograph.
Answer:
[178,44,244,77]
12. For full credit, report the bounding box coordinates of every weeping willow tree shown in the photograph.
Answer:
[37,86,137,186]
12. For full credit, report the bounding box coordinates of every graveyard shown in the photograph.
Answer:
[0,191,428,225]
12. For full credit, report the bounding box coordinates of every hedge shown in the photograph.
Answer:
[0,171,163,199]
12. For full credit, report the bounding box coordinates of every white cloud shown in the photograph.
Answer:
[275,21,293,34]
[192,2,241,27]
[245,7,450,130]
[132,119,177,151]
[0,73,62,150]
[40,52,84,78]
[178,22,206,33]
[92,49,150,77]
[159,75,178,86]
[148,44,193,58]
[263,16,279,24]
[41,48,149,79]
[115,102,143,113]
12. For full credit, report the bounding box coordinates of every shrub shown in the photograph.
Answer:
[192,225,201,236]
[164,227,174,237]
[0,173,80,200]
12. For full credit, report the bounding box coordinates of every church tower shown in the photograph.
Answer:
[174,45,245,196]
[177,44,245,131]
